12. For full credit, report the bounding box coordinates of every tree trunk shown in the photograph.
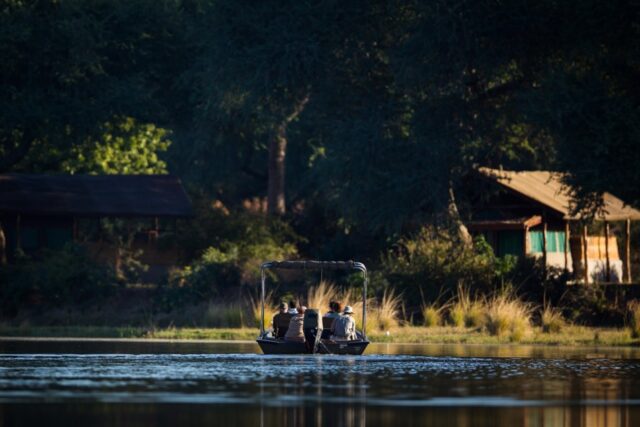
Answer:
[448,184,473,247]
[267,93,310,215]
[267,124,288,215]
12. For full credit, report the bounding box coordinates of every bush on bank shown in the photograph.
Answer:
[0,244,117,316]
[380,226,517,304]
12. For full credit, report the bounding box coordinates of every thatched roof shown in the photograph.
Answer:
[0,174,192,217]
[478,167,640,221]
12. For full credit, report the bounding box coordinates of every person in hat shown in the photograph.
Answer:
[272,302,292,339]
[331,305,357,341]
[285,305,307,343]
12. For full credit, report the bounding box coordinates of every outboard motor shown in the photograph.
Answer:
[303,309,323,354]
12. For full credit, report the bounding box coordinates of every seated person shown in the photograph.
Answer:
[284,306,306,343]
[323,301,342,319]
[330,305,357,341]
[272,302,292,339]
[322,302,343,338]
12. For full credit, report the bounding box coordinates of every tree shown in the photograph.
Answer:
[184,0,349,215]
[62,117,171,175]
[0,0,182,173]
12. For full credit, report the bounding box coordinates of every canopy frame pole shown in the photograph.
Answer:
[605,221,611,283]
[362,269,368,340]
[260,268,266,336]
[626,218,632,283]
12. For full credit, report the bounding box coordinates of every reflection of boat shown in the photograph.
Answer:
[256,260,370,355]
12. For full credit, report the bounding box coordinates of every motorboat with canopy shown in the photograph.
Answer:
[256,260,370,355]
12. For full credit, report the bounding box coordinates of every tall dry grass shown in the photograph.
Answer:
[376,289,402,331]
[447,287,485,328]
[306,281,339,313]
[202,302,245,327]
[541,305,565,333]
[248,292,276,328]
[484,293,532,341]
[422,303,443,327]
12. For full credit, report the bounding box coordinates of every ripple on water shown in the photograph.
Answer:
[2,354,640,406]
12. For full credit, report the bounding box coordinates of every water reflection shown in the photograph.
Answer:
[1,340,640,427]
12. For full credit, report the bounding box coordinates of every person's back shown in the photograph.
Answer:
[284,306,306,343]
[273,312,292,338]
[272,302,291,338]
[331,307,356,341]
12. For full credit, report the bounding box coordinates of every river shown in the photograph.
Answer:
[1,339,640,426]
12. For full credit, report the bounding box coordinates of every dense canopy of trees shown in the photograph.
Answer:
[2,0,639,251]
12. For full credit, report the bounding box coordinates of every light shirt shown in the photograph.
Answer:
[284,315,305,342]
[331,314,356,340]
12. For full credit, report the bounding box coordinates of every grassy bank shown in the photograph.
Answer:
[1,325,638,346]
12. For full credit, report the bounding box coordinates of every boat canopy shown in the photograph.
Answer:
[259,260,368,339]
[261,260,366,272]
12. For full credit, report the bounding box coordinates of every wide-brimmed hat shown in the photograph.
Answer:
[343,305,354,314]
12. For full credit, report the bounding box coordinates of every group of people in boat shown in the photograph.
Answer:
[271,300,357,343]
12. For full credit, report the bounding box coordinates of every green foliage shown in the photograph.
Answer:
[0,244,116,314]
[382,227,514,303]
[62,117,171,175]
[159,199,300,309]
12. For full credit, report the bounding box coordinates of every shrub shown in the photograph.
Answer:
[541,305,565,333]
[628,301,640,338]
[485,293,533,341]
[381,227,513,304]
[0,244,116,314]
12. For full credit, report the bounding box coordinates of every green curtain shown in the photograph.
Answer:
[528,230,565,253]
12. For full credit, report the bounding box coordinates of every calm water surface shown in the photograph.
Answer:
[1,339,640,426]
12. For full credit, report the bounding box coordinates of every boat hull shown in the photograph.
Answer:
[257,338,369,355]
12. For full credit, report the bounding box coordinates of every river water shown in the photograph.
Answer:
[1,339,640,426]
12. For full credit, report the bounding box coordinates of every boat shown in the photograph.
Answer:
[256,260,370,355]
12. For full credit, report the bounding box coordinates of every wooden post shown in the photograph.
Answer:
[542,221,548,306]
[564,221,570,273]
[542,222,548,275]
[626,218,632,283]
[523,227,529,256]
[583,225,589,284]
[604,221,611,282]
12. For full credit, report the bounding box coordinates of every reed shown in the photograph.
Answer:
[203,302,245,328]
[248,292,276,328]
[306,281,339,313]
[465,300,486,328]
[541,305,565,333]
[422,305,442,327]
[376,289,402,331]
[447,287,484,328]
[485,293,532,341]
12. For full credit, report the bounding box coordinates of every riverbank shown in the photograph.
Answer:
[1,325,638,347]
